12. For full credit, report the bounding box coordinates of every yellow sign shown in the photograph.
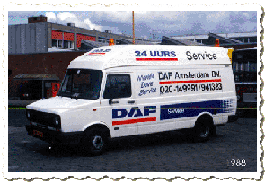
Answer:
[227,48,234,64]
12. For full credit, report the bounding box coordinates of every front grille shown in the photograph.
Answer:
[26,109,61,128]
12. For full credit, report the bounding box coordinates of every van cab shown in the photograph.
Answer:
[25,45,237,156]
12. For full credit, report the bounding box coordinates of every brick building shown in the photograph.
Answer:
[8,15,131,55]
[8,15,135,99]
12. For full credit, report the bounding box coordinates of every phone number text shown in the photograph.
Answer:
[160,83,223,94]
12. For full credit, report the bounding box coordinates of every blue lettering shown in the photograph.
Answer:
[134,50,177,57]
[141,51,147,56]
[137,73,154,82]
[156,51,161,56]
[92,48,111,53]
[150,51,156,56]
[128,107,144,117]
[171,51,176,57]
[163,51,170,56]
[112,109,127,118]
[103,49,111,52]
[128,108,137,117]
[134,108,144,117]
[135,51,140,56]
[144,106,156,116]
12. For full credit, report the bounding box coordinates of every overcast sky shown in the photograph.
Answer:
[8,11,257,40]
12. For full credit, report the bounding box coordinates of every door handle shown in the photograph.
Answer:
[109,99,119,105]
[128,100,135,104]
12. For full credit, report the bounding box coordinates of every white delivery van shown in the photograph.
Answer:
[26,45,237,156]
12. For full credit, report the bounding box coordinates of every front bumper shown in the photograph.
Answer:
[25,125,84,145]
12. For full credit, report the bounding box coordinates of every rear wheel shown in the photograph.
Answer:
[192,117,213,142]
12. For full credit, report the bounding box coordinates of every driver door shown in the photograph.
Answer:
[100,73,137,137]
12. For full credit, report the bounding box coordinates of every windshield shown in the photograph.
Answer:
[57,69,103,100]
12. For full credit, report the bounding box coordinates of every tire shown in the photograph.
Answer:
[192,121,212,143]
[82,127,108,156]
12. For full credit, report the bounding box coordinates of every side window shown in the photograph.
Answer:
[103,74,132,99]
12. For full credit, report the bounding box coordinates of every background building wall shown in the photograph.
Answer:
[8,51,85,98]
[8,22,48,54]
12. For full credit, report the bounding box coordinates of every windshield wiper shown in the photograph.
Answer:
[71,93,80,100]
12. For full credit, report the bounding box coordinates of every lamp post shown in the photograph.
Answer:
[132,11,135,44]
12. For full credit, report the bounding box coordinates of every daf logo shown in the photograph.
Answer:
[112,106,156,119]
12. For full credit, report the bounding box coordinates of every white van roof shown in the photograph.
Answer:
[68,45,231,70]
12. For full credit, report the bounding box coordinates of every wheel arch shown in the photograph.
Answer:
[195,112,214,126]
[83,121,111,138]
[191,112,215,142]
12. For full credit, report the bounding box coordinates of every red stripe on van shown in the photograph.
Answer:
[89,53,106,55]
[136,58,178,61]
[112,117,156,126]
[159,79,222,84]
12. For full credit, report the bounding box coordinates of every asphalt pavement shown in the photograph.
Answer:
[8,108,258,172]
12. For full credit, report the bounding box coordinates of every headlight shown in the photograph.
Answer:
[26,110,31,119]
[54,117,59,125]
[53,116,61,127]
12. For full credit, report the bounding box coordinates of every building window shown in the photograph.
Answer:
[52,39,74,49]
[98,38,108,43]
[52,39,58,47]
[64,40,74,49]
[52,39,62,48]
[58,40,62,48]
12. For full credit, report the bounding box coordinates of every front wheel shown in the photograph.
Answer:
[82,128,108,156]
